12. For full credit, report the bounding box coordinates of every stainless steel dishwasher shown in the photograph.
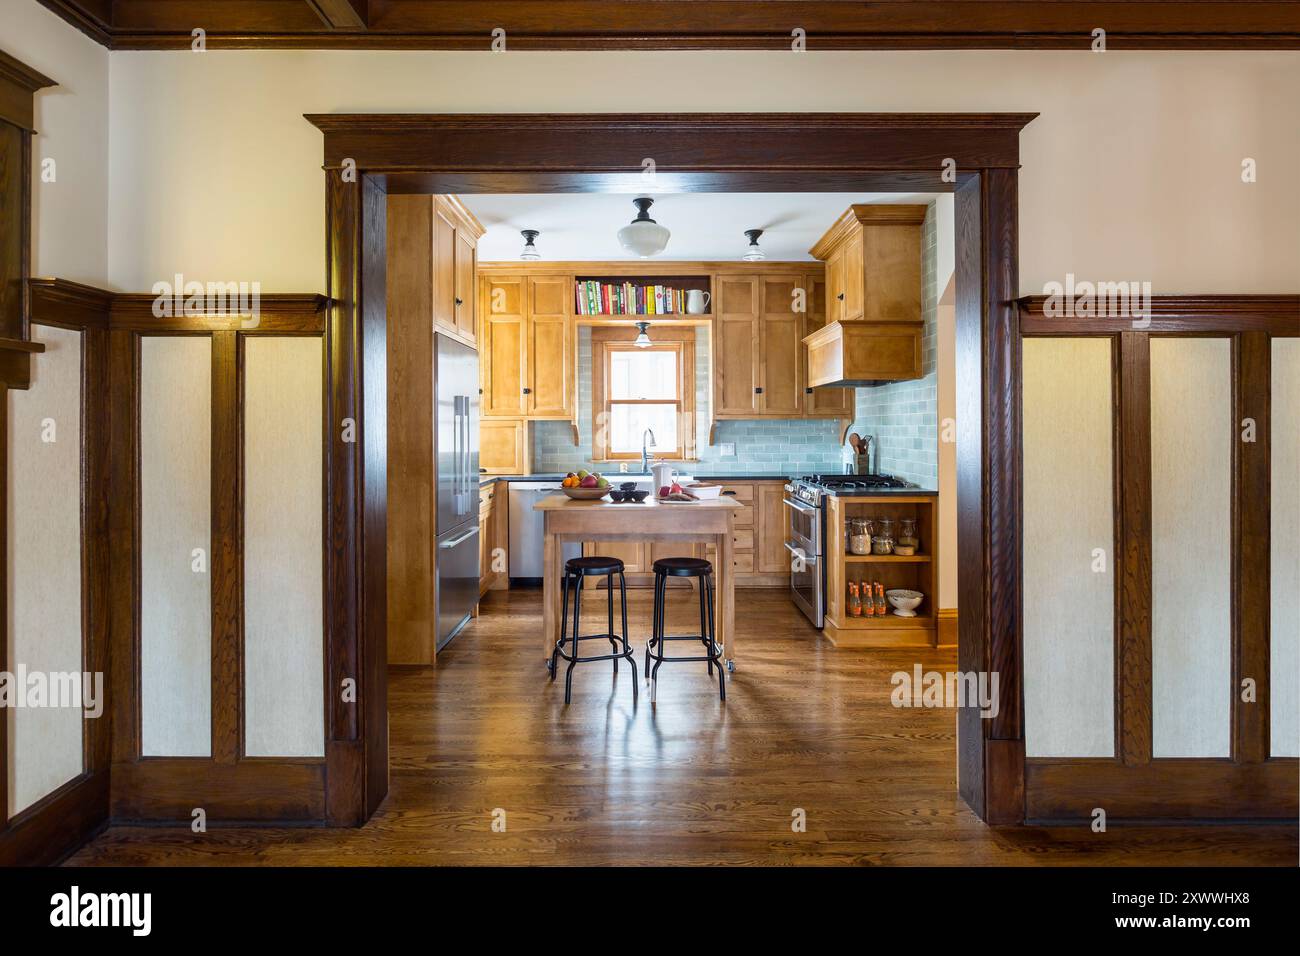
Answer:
[507,481,581,585]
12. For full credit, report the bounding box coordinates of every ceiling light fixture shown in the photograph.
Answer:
[742,228,765,261]
[617,197,670,258]
[633,321,652,348]
[519,229,541,260]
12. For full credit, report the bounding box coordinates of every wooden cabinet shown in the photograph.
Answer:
[713,277,760,416]
[812,204,925,326]
[756,483,791,574]
[525,277,573,419]
[801,273,854,417]
[390,195,484,349]
[480,418,529,475]
[478,481,507,597]
[480,273,574,421]
[808,205,927,388]
[758,276,805,417]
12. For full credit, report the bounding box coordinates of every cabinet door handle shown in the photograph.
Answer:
[754,387,763,394]
[522,387,531,394]
[805,387,813,394]
[837,292,845,301]
[455,297,464,306]
[722,490,737,496]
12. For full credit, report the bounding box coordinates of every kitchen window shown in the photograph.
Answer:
[593,327,696,461]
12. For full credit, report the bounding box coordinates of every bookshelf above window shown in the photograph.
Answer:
[574,275,711,317]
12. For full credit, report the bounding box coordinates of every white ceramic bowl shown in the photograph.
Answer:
[686,483,722,500]
[885,588,924,617]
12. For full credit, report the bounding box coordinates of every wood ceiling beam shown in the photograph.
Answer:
[31,1,1300,50]
[306,0,368,30]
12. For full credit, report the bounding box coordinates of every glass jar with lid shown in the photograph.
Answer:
[872,518,895,555]
[847,517,873,555]
[895,517,919,556]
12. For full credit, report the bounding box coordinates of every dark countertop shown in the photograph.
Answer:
[823,487,937,497]
[481,473,937,494]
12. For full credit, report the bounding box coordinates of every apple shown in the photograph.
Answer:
[580,475,599,488]
[577,469,590,479]
[596,477,609,488]
[658,486,670,498]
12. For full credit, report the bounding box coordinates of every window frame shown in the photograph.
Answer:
[592,326,696,462]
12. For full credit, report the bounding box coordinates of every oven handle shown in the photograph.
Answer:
[783,541,813,559]
[782,496,817,515]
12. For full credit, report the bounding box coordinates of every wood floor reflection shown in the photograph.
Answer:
[67,589,1298,866]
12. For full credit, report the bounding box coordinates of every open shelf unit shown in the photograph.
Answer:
[823,494,939,647]
[573,274,711,317]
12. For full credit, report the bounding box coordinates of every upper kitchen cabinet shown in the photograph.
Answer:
[388,195,485,349]
[479,272,574,421]
[800,273,854,417]
[806,205,927,388]
[713,276,760,417]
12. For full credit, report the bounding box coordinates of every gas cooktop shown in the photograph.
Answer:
[786,473,912,503]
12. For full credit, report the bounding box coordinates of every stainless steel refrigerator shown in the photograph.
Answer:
[435,333,480,650]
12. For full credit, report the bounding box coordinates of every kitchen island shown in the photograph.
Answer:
[535,495,743,667]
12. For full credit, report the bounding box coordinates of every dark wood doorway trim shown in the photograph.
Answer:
[307,111,1037,826]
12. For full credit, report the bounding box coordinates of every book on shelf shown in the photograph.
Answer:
[574,279,689,316]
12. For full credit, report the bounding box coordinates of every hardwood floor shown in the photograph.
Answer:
[67,589,1297,866]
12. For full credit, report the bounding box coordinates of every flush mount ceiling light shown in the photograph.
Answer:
[617,197,670,258]
[633,321,652,348]
[519,229,541,260]
[742,228,765,261]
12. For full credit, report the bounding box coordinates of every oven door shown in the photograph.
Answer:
[783,494,821,555]
[784,494,824,627]
[785,541,824,628]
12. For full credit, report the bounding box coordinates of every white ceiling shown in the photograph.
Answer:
[460,193,937,263]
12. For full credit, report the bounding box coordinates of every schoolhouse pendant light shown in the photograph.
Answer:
[519,229,541,260]
[742,228,765,261]
[633,321,653,348]
[617,197,671,258]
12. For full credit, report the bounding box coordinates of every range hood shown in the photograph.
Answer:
[803,320,923,388]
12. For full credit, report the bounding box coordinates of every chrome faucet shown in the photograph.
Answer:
[641,428,657,474]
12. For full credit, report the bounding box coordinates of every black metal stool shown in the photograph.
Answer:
[646,557,725,703]
[548,556,638,705]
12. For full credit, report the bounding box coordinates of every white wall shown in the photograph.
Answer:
[103,49,1299,295]
[5,0,109,284]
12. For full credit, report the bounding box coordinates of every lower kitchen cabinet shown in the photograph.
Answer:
[478,480,508,599]
[479,418,529,475]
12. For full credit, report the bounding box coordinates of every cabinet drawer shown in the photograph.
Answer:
[731,528,754,551]
[479,485,496,515]
[731,551,755,574]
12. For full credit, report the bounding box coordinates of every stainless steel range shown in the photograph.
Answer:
[783,472,909,627]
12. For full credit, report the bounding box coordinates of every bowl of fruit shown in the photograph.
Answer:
[560,469,611,500]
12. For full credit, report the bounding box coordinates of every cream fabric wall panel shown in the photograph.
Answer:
[243,338,325,758]
[6,326,84,816]
[140,336,212,756]
[1271,338,1299,758]
[1022,338,1116,757]
[1150,337,1232,758]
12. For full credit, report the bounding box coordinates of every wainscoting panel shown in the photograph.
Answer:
[1149,337,1232,758]
[1271,337,1299,757]
[243,337,325,757]
[139,336,213,757]
[1021,338,1115,757]
[5,325,83,815]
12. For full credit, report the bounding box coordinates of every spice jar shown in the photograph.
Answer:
[895,518,919,556]
[848,517,872,555]
[872,518,895,555]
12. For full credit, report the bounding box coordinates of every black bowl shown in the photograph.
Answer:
[628,490,649,503]
[609,490,629,502]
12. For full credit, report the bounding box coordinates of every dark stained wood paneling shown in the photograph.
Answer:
[211,330,243,762]
[0,388,7,829]
[1116,332,1152,766]
[111,759,326,822]
[1234,332,1270,764]
[107,328,140,763]
[0,50,56,133]
[308,113,1035,175]
[0,772,108,866]
[35,1,1300,50]
[1019,295,1300,335]
[954,169,1023,825]
[110,293,329,333]
[1026,757,1299,821]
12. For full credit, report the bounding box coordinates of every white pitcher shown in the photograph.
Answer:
[652,461,676,492]
[685,289,711,314]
